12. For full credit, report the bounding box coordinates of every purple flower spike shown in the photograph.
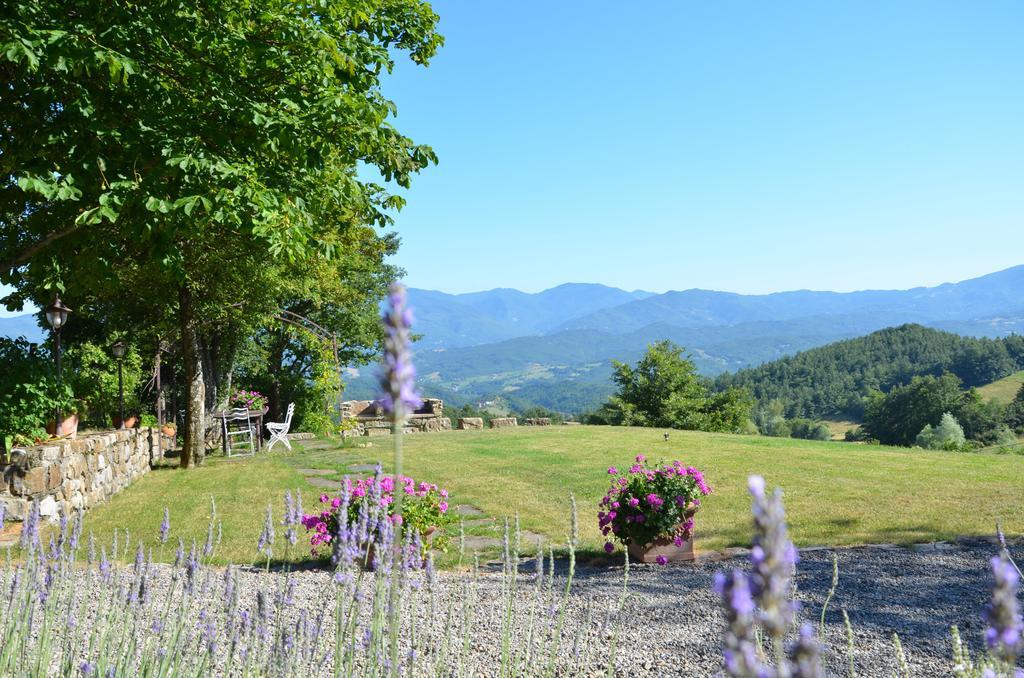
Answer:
[985,553,1024,664]
[159,507,170,544]
[378,283,422,422]
[748,474,798,640]
[713,569,764,677]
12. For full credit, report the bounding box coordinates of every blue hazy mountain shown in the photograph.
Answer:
[0,314,45,343]
[343,266,1024,412]
[407,283,653,348]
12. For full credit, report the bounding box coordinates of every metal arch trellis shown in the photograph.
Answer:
[274,309,344,422]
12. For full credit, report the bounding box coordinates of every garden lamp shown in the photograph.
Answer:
[45,294,72,431]
[111,340,127,429]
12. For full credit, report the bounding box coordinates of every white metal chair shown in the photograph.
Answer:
[223,408,255,457]
[266,403,295,451]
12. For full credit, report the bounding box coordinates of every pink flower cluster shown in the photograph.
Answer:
[598,455,712,564]
[300,474,449,557]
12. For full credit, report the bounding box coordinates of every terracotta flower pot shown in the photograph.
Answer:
[46,412,80,439]
[627,534,696,564]
[161,424,177,438]
[112,415,139,429]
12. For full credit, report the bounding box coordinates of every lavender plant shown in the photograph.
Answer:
[713,475,823,678]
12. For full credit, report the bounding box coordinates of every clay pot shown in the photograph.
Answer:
[111,415,139,429]
[46,412,80,439]
[627,533,696,564]
[161,424,177,438]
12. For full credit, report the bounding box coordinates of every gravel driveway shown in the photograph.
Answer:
[10,538,1009,676]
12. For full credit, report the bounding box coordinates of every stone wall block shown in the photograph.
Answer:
[13,467,47,496]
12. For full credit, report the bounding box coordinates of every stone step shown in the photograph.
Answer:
[304,477,343,490]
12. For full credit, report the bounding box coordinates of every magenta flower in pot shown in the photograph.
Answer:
[599,455,712,564]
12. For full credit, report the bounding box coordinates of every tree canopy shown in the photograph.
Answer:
[715,324,1024,419]
[590,340,751,432]
[1,0,443,464]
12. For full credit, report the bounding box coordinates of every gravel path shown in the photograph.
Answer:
[9,538,1009,675]
[567,538,1000,676]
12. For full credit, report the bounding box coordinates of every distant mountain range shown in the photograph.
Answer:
[0,313,44,343]
[345,265,1024,412]
[8,266,1024,414]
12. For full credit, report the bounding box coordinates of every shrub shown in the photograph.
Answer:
[0,338,73,448]
[599,455,711,554]
[788,418,832,441]
[64,341,144,426]
[915,412,968,451]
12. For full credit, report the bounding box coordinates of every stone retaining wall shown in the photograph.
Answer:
[1,428,153,522]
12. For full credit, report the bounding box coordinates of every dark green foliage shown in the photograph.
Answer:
[860,373,1011,447]
[1007,385,1024,433]
[788,418,832,441]
[0,338,72,447]
[597,341,752,432]
[715,325,1024,419]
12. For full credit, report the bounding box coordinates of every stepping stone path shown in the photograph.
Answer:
[459,518,494,528]
[454,504,486,517]
[297,468,334,476]
[305,477,343,490]
[347,464,379,473]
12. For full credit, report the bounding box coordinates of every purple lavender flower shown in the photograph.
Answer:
[748,474,799,639]
[157,507,170,545]
[257,504,275,559]
[378,283,422,422]
[283,491,298,546]
[79,660,96,676]
[713,569,763,677]
[985,553,1023,664]
[789,623,823,677]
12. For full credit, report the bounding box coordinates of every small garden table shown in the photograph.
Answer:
[212,407,268,454]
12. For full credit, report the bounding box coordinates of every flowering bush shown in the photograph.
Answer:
[301,470,452,558]
[229,389,267,411]
[599,455,711,554]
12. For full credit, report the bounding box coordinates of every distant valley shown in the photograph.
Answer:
[6,266,1024,415]
[345,266,1024,412]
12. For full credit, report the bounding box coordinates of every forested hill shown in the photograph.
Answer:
[714,325,1024,419]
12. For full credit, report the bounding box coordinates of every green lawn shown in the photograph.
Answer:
[978,370,1024,404]
[81,426,1024,567]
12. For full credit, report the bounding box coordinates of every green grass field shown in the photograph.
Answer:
[978,370,1024,404]
[80,426,1024,567]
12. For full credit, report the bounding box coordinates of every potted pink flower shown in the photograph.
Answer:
[229,389,269,415]
[599,455,712,564]
[301,472,452,564]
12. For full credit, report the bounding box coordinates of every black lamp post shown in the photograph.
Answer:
[44,294,72,431]
[111,340,127,429]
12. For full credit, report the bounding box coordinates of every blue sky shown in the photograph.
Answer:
[3,1,1022,317]
[377,0,1024,294]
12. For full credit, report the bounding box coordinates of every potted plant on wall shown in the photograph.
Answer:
[229,389,269,415]
[599,455,712,564]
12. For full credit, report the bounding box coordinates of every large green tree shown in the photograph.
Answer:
[1,1,442,465]
[597,340,751,432]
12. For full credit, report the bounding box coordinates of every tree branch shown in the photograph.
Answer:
[1,223,82,273]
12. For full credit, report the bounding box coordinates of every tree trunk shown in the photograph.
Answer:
[180,285,205,468]
[269,330,287,421]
